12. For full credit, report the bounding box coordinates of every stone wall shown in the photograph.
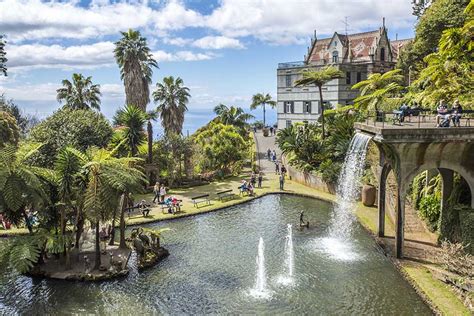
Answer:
[282,158,335,194]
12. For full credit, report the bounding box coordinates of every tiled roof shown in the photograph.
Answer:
[391,38,412,59]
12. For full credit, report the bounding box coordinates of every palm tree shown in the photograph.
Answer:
[68,147,145,269]
[113,105,147,157]
[352,69,404,112]
[145,110,157,164]
[0,144,51,233]
[0,35,7,76]
[114,29,158,111]
[213,104,254,130]
[153,76,190,135]
[294,66,343,139]
[250,93,276,126]
[56,73,101,110]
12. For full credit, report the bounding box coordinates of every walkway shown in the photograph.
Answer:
[253,129,281,174]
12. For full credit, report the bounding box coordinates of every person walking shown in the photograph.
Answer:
[279,173,285,190]
[269,126,274,135]
[152,182,160,203]
[275,162,280,174]
[267,148,272,161]
[281,165,287,176]
[250,172,257,187]
[272,150,277,162]
[257,172,263,188]
[159,184,167,203]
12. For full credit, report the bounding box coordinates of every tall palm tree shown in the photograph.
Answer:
[250,93,276,126]
[114,29,158,111]
[145,110,158,164]
[0,35,7,76]
[213,104,254,130]
[56,73,101,110]
[0,144,51,233]
[294,66,343,139]
[113,105,147,157]
[153,76,190,135]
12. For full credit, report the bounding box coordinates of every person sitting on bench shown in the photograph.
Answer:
[247,182,255,196]
[238,180,248,195]
[139,200,151,217]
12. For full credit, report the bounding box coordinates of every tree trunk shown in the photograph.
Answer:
[109,204,118,246]
[318,86,325,139]
[119,193,128,249]
[75,209,84,250]
[94,220,101,270]
[263,103,266,126]
[147,120,153,164]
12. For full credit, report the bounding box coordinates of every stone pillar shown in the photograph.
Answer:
[378,164,390,237]
[395,188,405,258]
[438,168,454,242]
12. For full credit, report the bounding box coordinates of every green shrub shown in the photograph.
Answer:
[418,194,441,231]
[318,160,341,186]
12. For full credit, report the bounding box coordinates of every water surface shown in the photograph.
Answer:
[0,195,431,315]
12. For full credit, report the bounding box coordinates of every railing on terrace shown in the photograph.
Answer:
[278,61,307,69]
[359,109,474,129]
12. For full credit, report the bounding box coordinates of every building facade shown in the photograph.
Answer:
[276,23,410,129]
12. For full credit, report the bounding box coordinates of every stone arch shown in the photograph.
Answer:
[403,163,474,208]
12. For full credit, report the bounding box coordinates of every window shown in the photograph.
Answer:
[322,101,331,110]
[284,101,294,113]
[334,41,337,47]
[303,101,311,113]
[380,47,385,61]
[303,120,309,125]
[285,75,292,87]
[346,72,351,85]
[286,120,292,128]
[357,72,362,83]
[332,51,338,63]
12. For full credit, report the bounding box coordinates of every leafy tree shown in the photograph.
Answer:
[412,2,473,106]
[398,0,469,76]
[0,111,20,147]
[153,76,190,135]
[0,95,39,135]
[112,105,147,157]
[294,66,343,138]
[69,147,145,268]
[114,29,158,111]
[352,69,404,112]
[194,122,249,174]
[412,0,432,18]
[213,104,254,134]
[0,144,51,233]
[250,93,276,126]
[29,108,113,167]
[56,73,101,110]
[0,34,7,76]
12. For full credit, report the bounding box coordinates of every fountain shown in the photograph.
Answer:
[249,237,270,298]
[277,224,295,285]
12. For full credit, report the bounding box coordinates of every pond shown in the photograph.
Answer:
[0,195,431,315]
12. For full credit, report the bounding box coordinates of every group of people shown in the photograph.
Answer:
[239,172,264,195]
[152,182,167,203]
[436,99,463,127]
[267,149,277,162]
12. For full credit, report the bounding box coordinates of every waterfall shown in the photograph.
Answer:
[285,224,294,278]
[329,132,372,239]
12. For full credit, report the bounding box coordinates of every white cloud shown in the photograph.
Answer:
[192,36,244,49]
[7,42,116,70]
[153,50,216,62]
[206,0,415,44]
[0,0,204,42]
[162,37,192,46]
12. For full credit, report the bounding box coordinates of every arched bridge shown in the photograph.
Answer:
[355,122,474,258]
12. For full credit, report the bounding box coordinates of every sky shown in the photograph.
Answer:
[0,0,417,134]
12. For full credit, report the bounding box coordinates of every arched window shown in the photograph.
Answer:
[332,51,338,63]
[380,47,385,61]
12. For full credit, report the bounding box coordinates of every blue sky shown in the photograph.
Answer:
[0,0,416,134]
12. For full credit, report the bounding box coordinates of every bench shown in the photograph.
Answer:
[191,194,210,208]
[160,199,183,214]
[125,203,151,217]
[217,189,235,201]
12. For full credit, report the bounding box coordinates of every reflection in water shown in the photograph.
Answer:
[0,195,431,315]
